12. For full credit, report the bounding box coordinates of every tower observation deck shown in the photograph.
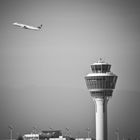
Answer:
[85,59,118,140]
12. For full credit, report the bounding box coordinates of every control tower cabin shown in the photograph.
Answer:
[85,59,117,140]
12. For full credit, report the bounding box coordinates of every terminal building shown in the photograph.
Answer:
[23,130,63,140]
[23,130,74,140]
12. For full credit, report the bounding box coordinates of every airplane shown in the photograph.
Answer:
[13,22,42,31]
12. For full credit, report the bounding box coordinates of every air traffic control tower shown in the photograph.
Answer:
[85,59,118,140]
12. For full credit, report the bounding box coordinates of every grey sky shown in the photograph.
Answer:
[0,0,140,139]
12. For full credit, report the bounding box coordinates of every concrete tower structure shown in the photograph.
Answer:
[85,59,118,140]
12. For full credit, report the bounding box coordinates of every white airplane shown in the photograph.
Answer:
[13,22,42,31]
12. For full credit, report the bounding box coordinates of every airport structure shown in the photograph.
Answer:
[85,59,118,140]
[23,130,62,140]
[23,130,75,140]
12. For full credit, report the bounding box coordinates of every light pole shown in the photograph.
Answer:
[115,128,120,140]
[8,125,13,140]
[86,128,90,138]
[66,128,71,137]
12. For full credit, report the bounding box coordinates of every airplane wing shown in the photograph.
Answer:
[23,25,28,29]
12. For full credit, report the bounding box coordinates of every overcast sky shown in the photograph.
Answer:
[0,0,140,139]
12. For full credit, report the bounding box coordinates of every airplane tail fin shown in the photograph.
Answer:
[38,24,42,29]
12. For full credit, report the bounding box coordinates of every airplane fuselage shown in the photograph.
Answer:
[13,22,42,30]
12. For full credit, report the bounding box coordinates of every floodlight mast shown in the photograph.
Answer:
[8,125,13,140]
[85,59,118,140]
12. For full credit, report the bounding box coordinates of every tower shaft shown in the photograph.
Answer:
[94,97,108,140]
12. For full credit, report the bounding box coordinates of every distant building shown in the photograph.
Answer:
[23,130,66,140]
[39,130,62,139]
[64,136,75,140]
[23,133,39,140]
[75,138,92,140]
